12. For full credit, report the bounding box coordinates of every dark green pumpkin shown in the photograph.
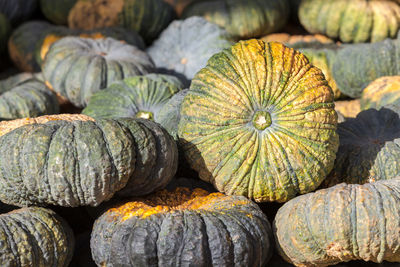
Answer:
[40,0,78,25]
[42,37,154,108]
[178,40,339,203]
[274,178,400,266]
[0,0,37,25]
[182,0,289,39]
[361,76,400,110]
[0,12,10,54]
[0,207,74,267]
[68,0,175,43]
[0,115,177,207]
[91,186,273,266]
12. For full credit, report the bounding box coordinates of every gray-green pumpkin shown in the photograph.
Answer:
[0,114,178,207]
[42,36,155,108]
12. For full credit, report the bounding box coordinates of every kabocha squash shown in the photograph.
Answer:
[261,33,335,46]
[178,40,339,203]
[323,107,400,187]
[68,0,175,43]
[0,0,37,25]
[147,16,233,84]
[299,0,400,43]
[82,74,183,124]
[0,12,9,54]
[8,21,145,72]
[361,76,400,110]
[91,186,273,266]
[163,0,194,16]
[0,207,74,267]
[274,178,400,266]
[40,0,78,25]
[182,0,289,39]
[0,115,178,207]
[42,37,154,108]
[335,99,361,119]
[0,74,59,120]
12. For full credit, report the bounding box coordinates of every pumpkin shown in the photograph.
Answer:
[40,0,78,25]
[147,16,233,85]
[361,76,400,110]
[0,12,9,53]
[322,107,400,188]
[335,99,361,119]
[68,0,175,43]
[91,186,273,266]
[0,207,74,267]
[0,0,37,25]
[299,0,400,43]
[182,0,289,39]
[8,21,145,72]
[178,40,339,203]
[42,36,154,108]
[0,74,59,120]
[274,178,400,266]
[0,114,178,207]
[261,33,334,46]
[163,0,194,16]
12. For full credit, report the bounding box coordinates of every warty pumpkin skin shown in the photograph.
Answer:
[42,36,154,108]
[182,0,289,39]
[68,0,176,43]
[299,0,400,43]
[178,40,339,203]
[147,16,233,85]
[274,178,400,266]
[0,115,178,207]
[361,76,400,110]
[40,0,78,25]
[0,0,37,25]
[91,186,273,267]
[0,207,74,267]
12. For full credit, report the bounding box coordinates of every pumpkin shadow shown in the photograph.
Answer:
[155,67,191,88]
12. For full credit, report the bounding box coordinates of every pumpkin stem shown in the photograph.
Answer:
[252,111,272,130]
[136,111,154,121]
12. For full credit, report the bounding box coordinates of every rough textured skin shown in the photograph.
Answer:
[299,0,400,43]
[261,33,334,46]
[0,0,37,25]
[178,40,339,202]
[323,107,400,187]
[8,20,145,72]
[42,37,154,108]
[0,115,178,206]
[274,179,400,266]
[82,74,183,126]
[0,207,74,267]
[68,0,175,43]
[182,0,289,39]
[0,75,59,120]
[40,0,78,25]
[91,187,273,266]
[0,13,10,54]
[147,17,233,83]
[335,99,361,119]
[361,76,400,110]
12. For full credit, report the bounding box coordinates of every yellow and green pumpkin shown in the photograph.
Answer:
[361,76,400,110]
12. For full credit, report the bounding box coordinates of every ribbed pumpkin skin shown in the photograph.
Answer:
[0,0,37,25]
[361,76,400,110]
[82,74,183,124]
[0,207,74,267]
[42,37,154,108]
[0,115,177,207]
[68,0,175,43]
[182,0,289,39]
[178,40,339,203]
[91,187,273,267]
[299,0,400,43]
[0,75,59,120]
[147,17,232,84]
[40,0,78,25]
[0,13,10,53]
[274,179,400,266]
[323,107,400,188]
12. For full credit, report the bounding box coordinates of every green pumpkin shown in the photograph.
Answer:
[361,76,400,110]
[0,207,74,267]
[68,0,175,43]
[147,16,233,84]
[182,0,289,39]
[0,115,177,207]
[178,40,339,203]
[40,0,78,25]
[0,12,10,54]
[0,0,37,25]
[91,186,273,266]
[42,36,154,108]
[299,0,400,43]
[322,107,400,188]
[274,178,400,266]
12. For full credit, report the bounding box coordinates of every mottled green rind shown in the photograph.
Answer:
[274,179,400,266]
[40,0,78,25]
[299,0,400,43]
[0,13,9,54]
[0,118,177,207]
[360,77,400,110]
[0,207,74,267]
[42,37,154,108]
[0,0,37,25]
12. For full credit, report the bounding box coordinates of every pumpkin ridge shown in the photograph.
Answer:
[369,183,387,262]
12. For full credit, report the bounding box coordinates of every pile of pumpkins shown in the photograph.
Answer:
[0,0,400,266]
